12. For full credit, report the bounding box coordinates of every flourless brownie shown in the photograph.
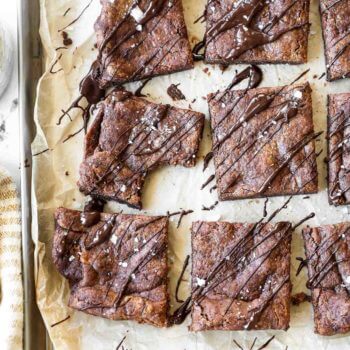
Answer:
[78,89,204,209]
[327,93,350,205]
[53,207,169,327]
[319,0,350,81]
[208,82,319,201]
[302,223,350,336]
[94,0,193,87]
[204,0,310,65]
[190,220,292,331]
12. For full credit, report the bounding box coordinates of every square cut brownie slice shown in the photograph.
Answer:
[93,0,193,87]
[319,0,350,81]
[302,223,350,335]
[204,0,310,65]
[327,93,350,205]
[53,207,169,327]
[190,220,292,331]
[208,82,319,201]
[78,89,204,209]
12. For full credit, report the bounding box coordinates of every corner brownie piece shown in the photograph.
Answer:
[327,93,350,205]
[94,0,193,87]
[78,89,204,209]
[190,220,292,331]
[208,82,318,201]
[320,0,350,81]
[53,207,169,327]
[302,223,350,335]
[204,0,310,65]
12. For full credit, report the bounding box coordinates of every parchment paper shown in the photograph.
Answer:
[33,0,350,349]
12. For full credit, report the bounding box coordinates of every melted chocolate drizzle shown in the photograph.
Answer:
[50,315,70,328]
[175,255,190,303]
[304,225,350,289]
[328,106,350,204]
[210,70,316,196]
[134,78,152,97]
[58,0,172,135]
[197,0,309,62]
[80,212,101,227]
[85,216,116,250]
[170,197,294,325]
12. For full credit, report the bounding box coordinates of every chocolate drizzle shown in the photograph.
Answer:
[209,69,317,198]
[233,335,276,350]
[227,65,263,90]
[171,197,293,325]
[50,315,70,328]
[80,211,101,227]
[199,0,309,62]
[304,225,350,289]
[175,255,190,303]
[327,99,350,205]
[80,94,204,208]
[134,78,152,97]
[85,216,116,249]
[58,0,174,134]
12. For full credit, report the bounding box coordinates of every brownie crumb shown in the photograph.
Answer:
[291,292,311,306]
[62,31,73,46]
[167,84,186,101]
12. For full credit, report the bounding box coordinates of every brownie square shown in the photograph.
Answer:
[204,0,310,65]
[327,93,350,205]
[94,0,193,87]
[78,89,204,209]
[53,207,169,327]
[320,0,350,81]
[302,223,350,335]
[190,220,292,331]
[208,82,318,201]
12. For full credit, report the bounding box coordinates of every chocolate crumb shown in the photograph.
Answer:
[65,171,69,176]
[219,64,229,73]
[167,84,186,101]
[62,31,73,46]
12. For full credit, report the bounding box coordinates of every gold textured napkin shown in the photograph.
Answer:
[0,167,23,349]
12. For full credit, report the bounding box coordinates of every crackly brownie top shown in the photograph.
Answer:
[320,0,350,81]
[208,82,318,201]
[327,93,350,206]
[78,89,204,209]
[302,223,350,335]
[204,0,310,64]
[93,0,193,87]
[53,207,169,327]
[190,220,292,331]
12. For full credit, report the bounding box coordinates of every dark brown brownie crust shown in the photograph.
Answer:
[320,0,350,81]
[190,220,292,331]
[208,82,318,201]
[53,207,169,327]
[327,93,350,205]
[94,0,193,87]
[302,223,350,336]
[204,0,310,65]
[78,89,204,209]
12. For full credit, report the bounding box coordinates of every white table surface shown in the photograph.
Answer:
[0,2,19,187]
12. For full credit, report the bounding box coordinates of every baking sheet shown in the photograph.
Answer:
[33,0,350,349]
